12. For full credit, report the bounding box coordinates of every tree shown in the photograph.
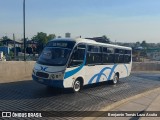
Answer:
[32,32,48,44]
[31,32,47,53]
[135,41,140,47]
[141,40,147,48]
[2,36,9,40]
[31,32,56,53]
[157,43,160,47]
[47,34,56,41]
[102,35,111,43]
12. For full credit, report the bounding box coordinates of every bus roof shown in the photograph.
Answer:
[50,38,132,50]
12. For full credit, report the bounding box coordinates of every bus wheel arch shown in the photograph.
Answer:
[72,77,84,92]
[116,72,119,79]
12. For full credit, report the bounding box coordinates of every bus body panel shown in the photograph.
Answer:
[63,66,86,88]
[63,63,132,87]
[32,38,132,89]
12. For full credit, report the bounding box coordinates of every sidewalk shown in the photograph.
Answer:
[110,88,160,120]
[84,87,160,120]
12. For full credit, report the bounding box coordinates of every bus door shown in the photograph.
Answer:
[68,44,86,79]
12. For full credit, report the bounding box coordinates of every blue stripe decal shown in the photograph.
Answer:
[96,67,111,83]
[88,73,99,84]
[88,67,111,84]
[107,64,118,80]
[64,63,84,79]
[123,64,128,76]
[88,64,128,84]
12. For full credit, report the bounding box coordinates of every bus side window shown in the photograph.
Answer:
[114,49,124,63]
[108,48,114,63]
[86,45,102,65]
[124,50,131,63]
[119,49,124,63]
[102,47,115,64]
[68,44,86,67]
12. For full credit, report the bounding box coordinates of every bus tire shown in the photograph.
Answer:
[111,73,119,85]
[72,79,82,92]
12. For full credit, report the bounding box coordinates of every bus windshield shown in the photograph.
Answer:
[37,40,75,66]
[37,47,72,66]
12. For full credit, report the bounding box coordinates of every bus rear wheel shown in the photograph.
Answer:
[111,73,119,84]
[73,80,81,92]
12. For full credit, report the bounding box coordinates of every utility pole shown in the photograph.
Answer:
[13,33,16,60]
[23,0,26,61]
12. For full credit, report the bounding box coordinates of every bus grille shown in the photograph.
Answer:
[36,72,49,78]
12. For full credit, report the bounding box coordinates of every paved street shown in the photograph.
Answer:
[0,72,160,119]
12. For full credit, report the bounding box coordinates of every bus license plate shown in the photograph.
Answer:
[38,78,43,82]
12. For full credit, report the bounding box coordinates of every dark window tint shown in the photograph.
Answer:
[124,50,131,63]
[87,45,102,64]
[69,44,86,67]
[118,54,124,63]
[124,55,131,63]
[125,50,131,54]
[102,47,114,64]
[103,54,114,64]
[88,45,101,53]
[103,47,107,53]
[115,49,125,63]
[108,48,114,53]
[115,49,124,54]
[87,53,102,64]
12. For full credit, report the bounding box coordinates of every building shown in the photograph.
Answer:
[146,48,160,61]
[0,39,22,48]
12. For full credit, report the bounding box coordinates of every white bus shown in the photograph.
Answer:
[32,38,132,92]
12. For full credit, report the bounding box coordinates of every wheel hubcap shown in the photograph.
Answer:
[74,81,80,92]
[113,75,118,84]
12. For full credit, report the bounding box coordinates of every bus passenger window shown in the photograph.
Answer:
[87,45,102,65]
[114,49,124,63]
[124,50,131,63]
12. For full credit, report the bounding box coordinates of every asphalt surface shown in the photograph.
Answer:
[0,72,160,119]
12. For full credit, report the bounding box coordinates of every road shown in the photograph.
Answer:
[0,72,160,119]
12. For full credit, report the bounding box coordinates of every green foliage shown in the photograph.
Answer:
[102,35,111,43]
[141,40,147,48]
[2,36,9,40]
[135,41,141,47]
[9,51,14,58]
[32,32,48,45]
[31,32,56,53]
[31,32,56,45]
[47,34,56,41]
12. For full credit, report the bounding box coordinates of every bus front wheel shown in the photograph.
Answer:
[72,80,81,92]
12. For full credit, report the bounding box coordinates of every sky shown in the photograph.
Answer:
[0,0,160,43]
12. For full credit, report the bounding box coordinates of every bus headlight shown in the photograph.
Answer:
[50,74,55,79]
[50,72,64,80]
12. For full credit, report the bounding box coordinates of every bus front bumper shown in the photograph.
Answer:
[32,75,64,88]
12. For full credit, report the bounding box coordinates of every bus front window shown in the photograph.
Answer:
[37,47,71,66]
